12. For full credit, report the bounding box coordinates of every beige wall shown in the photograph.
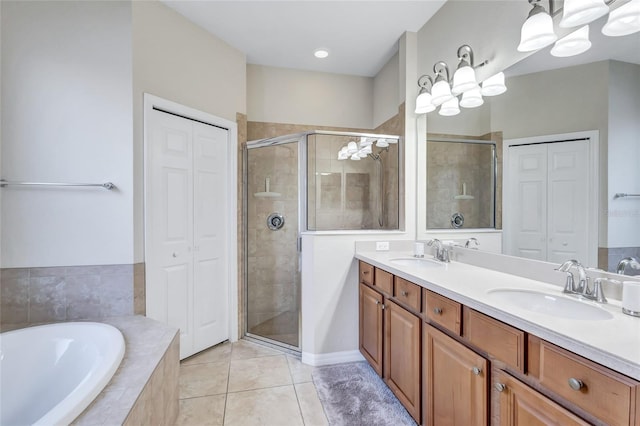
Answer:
[373,52,400,128]
[132,0,247,262]
[247,64,373,129]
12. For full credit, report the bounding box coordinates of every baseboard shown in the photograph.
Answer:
[301,350,365,366]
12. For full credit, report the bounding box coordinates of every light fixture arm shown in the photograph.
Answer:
[457,45,475,67]
[417,75,434,90]
[433,61,451,83]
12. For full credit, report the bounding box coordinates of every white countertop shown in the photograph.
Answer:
[355,250,640,380]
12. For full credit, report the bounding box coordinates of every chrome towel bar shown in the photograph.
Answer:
[0,180,116,190]
[614,193,640,199]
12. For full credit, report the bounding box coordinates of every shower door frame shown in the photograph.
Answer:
[243,132,307,352]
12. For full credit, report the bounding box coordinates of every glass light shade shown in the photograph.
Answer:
[560,0,609,28]
[551,26,592,57]
[338,148,349,160]
[518,12,558,52]
[360,144,372,155]
[602,0,640,36]
[415,91,435,114]
[439,97,460,116]
[359,137,373,146]
[346,141,358,154]
[481,72,507,96]
[460,89,484,108]
[451,65,479,95]
[350,154,361,161]
[431,79,454,106]
[376,139,389,148]
[386,138,398,144]
[357,150,368,158]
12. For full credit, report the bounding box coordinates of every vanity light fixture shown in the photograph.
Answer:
[337,147,349,160]
[359,137,373,147]
[560,0,609,28]
[451,45,480,95]
[376,139,389,148]
[415,75,436,114]
[346,141,358,155]
[314,49,329,59]
[480,72,507,96]
[431,62,454,106]
[602,0,640,36]
[551,25,592,57]
[518,0,558,52]
[439,97,460,116]
[460,88,484,108]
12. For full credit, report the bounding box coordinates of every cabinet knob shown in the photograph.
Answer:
[401,290,408,297]
[568,378,584,391]
[472,367,482,376]
[363,270,370,275]
[433,307,443,315]
[494,383,506,392]
[375,300,380,305]
[172,252,178,258]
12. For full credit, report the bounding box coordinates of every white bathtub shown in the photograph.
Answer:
[0,322,125,426]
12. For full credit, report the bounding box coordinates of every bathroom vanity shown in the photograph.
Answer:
[356,250,640,426]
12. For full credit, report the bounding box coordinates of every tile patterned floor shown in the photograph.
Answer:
[176,340,329,426]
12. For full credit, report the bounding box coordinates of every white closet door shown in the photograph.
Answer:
[547,141,589,264]
[146,109,195,358]
[192,122,229,353]
[506,144,548,260]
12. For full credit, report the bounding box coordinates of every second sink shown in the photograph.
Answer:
[389,257,445,268]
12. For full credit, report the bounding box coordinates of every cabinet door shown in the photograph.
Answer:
[359,282,384,376]
[423,324,487,426]
[384,299,421,423]
[493,370,589,426]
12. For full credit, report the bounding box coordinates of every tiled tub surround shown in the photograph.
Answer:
[0,263,144,328]
[73,316,179,425]
[355,244,640,380]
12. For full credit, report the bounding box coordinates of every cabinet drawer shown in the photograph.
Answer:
[423,289,461,336]
[533,339,638,426]
[374,268,393,295]
[462,307,525,373]
[394,277,421,312]
[359,261,374,286]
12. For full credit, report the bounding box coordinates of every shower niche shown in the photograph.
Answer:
[244,131,401,350]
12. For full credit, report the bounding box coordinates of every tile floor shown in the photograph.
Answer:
[176,340,329,426]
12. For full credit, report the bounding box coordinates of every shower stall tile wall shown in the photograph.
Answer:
[0,265,135,329]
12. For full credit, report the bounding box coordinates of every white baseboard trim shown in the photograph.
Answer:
[301,350,365,366]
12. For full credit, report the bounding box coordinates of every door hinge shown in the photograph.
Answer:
[297,237,302,252]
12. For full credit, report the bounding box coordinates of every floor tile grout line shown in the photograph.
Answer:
[291,381,308,426]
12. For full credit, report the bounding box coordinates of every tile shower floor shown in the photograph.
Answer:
[176,339,329,426]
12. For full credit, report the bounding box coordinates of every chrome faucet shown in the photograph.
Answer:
[464,237,479,249]
[427,239,450,263]
[616,256,640,275]
[555,259,601,301]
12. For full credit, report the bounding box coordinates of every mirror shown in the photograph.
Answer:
[419,9,640,272]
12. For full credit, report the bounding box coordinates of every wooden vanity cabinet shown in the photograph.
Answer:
[423,324,487,426]
[359,282,384,376]
[384,299,421,422]
[493,369,589,426]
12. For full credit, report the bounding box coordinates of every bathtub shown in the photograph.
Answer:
[0,322,125,426]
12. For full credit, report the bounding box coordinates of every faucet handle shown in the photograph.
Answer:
[562,272,575,294]
[592,278,610,303]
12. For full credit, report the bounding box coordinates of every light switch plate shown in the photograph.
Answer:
[376,241,390,251]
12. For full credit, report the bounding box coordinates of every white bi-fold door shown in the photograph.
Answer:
[146,107,229,359]
[505,139,591,264]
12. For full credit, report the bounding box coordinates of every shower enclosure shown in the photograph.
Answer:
[244,131,400,350]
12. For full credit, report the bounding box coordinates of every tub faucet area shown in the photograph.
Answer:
[617,256,640,275]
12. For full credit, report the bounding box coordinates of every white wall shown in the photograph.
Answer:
[132,0,247,263]
[1,1,134,267]
[373,52,400,128]
[607,61,640,248]
[247,64,373,129]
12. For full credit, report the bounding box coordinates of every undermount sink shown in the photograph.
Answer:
[486,289,613,320]
[389,257,445,268]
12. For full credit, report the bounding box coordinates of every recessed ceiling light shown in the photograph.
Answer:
[314,49,329,59]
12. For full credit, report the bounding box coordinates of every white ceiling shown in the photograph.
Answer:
[161,0,447,77]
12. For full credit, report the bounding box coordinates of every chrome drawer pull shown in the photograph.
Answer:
[401,290,408,296]
[568,378,584,391]
[433,307,443,315]
[494,383,506,392]
[472,367,482,376]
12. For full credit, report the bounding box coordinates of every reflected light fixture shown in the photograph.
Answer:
[460,89,484,108]
[518,0,558,52]
[451,45,480,95]
[439,97,460,116]
[415,76,436,114]
[346,141,358,154]
[560,0,609,28]
[376,139,389,148]
[481,72,507,96]
[602,0,640,36]
[551,25,592,57]
[431,62,454,106]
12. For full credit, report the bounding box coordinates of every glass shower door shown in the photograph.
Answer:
[245,141,300,349]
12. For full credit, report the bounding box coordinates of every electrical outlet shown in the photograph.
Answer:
[376,241,390,251]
